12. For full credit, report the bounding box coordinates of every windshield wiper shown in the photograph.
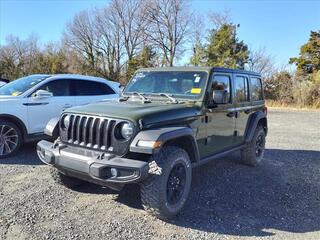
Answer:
[157,93,179,103]
[130,92,151,103]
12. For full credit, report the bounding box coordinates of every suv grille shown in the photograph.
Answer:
[60,114,132,155]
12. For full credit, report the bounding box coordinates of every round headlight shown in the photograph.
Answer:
[121,122,134,139]
[63,115,71,129]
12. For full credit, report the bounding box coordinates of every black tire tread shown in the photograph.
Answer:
[140,146,190,220]
[240,125,265,166]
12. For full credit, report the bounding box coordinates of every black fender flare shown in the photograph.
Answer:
[244,111,268,143]
[130,127,200,162]
[0,114,28,139]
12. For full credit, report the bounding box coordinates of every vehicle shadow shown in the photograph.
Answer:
[0,142,44,165]
[108,148,320,236]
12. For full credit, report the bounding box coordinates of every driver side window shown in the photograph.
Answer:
[34,80,71,97]
[210,75,231,103]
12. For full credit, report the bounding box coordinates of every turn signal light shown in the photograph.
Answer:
[137,140,162,149]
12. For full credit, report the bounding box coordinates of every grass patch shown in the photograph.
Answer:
[266,100,320,111]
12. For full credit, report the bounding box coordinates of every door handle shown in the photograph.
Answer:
[63,104,72,109]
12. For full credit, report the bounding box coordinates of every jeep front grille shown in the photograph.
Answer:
[69,115,116,150]
[60,114,132,155]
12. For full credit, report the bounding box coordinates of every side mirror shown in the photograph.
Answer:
[34,90,53,99]
[212,90,228,104]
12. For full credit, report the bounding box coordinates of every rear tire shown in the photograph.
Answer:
[140,146,192,220]
[0,120,22,159]
[50,167,84,188]
[240,125,266,166]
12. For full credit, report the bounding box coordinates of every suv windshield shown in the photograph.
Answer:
[124,71,208,99]
[0,75,49,96]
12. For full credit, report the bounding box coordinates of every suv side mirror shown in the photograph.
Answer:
[212,90,228,104]
[33,90,53,99]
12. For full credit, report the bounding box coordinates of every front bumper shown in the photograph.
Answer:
[37,140,149,189]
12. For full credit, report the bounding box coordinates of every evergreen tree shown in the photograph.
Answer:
[190,42,207,66]
[289,30,320,75]
[206,24,249,68]
[127,46,156,80]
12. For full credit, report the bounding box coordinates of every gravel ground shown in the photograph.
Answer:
[0,109,320,240]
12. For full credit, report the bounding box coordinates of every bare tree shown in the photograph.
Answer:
[64,10,98,74]
[94,6,125,80]
[145,0,191,66]
[247,47,276,78]
[208,10,232,29]
[189,15,207,66]
[109,0,148,61]
[0,35,41,78]
[0,34,70,79]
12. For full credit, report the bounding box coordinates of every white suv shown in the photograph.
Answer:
[0,74,120,158]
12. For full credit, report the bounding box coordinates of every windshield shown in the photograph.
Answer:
[124,71,208,99]
[0,75,49,96]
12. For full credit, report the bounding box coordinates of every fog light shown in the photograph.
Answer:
[110,168,118,178]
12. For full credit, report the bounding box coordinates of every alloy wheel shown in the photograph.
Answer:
[0,125,19,156]
[166,163,187,206]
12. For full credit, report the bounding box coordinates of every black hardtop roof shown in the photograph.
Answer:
[137,67,261,77]
[212,67,261,76]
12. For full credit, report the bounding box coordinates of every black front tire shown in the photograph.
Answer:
[140,146,192,220]
[240,125,266,166]
[0,120,22,159]
[50,167,84,188]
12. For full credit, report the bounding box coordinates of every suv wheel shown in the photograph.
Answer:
[240,125,266,166]
[50,167,84,188]
[0,121,22,159]
[140,146,192,220]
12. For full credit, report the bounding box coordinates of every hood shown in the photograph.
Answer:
[0,96,20,102]
[66,100,202,127]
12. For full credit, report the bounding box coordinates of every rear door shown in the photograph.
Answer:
[233,74,251,144]
[72,80,118,106]
[26,79,75,134]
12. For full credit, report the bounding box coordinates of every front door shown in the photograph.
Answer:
[202,73,236,158]
[26,79,75,134]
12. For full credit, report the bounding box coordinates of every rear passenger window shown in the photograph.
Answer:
[72,80,115,96]
[250,77,263,101]
[234,76,249,102]
[211,75,231,102]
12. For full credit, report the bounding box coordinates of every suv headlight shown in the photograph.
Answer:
[120,122,134,140]
[62,115,70,129]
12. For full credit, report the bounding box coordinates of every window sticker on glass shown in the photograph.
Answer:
[132,72,146,82]
[12,91,20,96]
[194,74,201,83]
[191,88,201,94]
[135,72,145,78]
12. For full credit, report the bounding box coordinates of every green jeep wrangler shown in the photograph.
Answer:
[37,67,267,220]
